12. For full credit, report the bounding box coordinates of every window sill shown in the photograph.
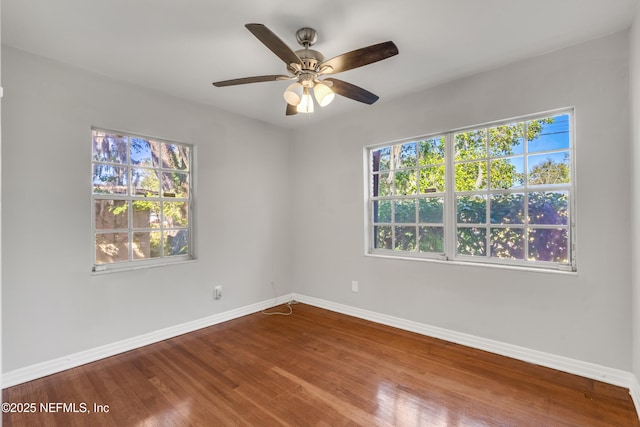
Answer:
[91,258,197,275]
[365,252,576,275]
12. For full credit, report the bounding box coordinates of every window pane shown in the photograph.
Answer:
[133,231,162,259]
[457,195,486,224]
[395,226,416,251]
[419,227,444,253]
[397,142,417,169]
[419,165,445,193]
[375,226,392,249]
[527,152,570,186]
[373,200,392,223]
[165,230,189,256]
[132,168,160,196]
[455,129,486,160]
[164,202,189,227]
[92,131,127,164]
[490,157,524,189]
[528,228,568,263]
[489,123,524,156]
[161,143,190,170]
[419,198,444,223]
[130,138,159,167]
[490,228,524,259]
[92,165,128,195]
[95,200,128,230]
[95,232,129,264]
[377,172,391,196]
[528,192,568,225]
[419,137,445,165]
[527,115,570,153]
[395,170,417,195]
[457,227,486,256]
[132,201,161,228]
[162,172,189,198]
[455,161,487,191]
[394,200,416,223]
[373,147,391,171]
[490,194,524,224]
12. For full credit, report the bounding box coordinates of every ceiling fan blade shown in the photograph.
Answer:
[320,41,398,74]
[286,103,298,116]
[212,75,291,87]
[245,23,302,67]
[323,78,379,105]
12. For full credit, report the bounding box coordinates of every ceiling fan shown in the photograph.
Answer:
[212,24,399,116]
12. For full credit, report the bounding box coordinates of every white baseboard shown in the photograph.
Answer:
[631,374,640,419]
[2,294,294,389]
[293,293,640,407]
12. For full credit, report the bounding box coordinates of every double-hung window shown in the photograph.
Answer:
[367,109,574,270]
[92,129,193,271]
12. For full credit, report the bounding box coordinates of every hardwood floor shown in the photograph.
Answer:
[3,303,639,426]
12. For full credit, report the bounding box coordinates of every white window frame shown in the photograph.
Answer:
[365,108,576,271]
[91,128,195,272]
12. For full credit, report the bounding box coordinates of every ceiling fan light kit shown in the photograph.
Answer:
[298,88,315,113]
[314,82,335,107]
[212,23,398,116]
[283,82,303,106]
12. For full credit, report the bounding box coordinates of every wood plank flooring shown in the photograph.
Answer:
[3,303,639,426]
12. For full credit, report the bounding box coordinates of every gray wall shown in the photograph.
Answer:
[1,47,293,371]
[290,31,633,370]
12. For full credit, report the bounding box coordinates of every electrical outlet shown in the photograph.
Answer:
[214,285,222,300]
[351,280,359,292]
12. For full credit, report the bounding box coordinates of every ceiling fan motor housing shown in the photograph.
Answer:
[295,49,323,70]
[293,27,325,76]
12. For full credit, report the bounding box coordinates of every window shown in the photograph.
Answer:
[92,129,193,271]
[367,110,574,270]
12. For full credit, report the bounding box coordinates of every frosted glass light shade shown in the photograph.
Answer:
[283,82,303,106]
[314,83,335,107]
[297,89,314,113]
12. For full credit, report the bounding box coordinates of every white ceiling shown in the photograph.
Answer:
[2,0,638,129]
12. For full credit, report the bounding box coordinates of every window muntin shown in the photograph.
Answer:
[368,110,574,270]
[92,129,193,270]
